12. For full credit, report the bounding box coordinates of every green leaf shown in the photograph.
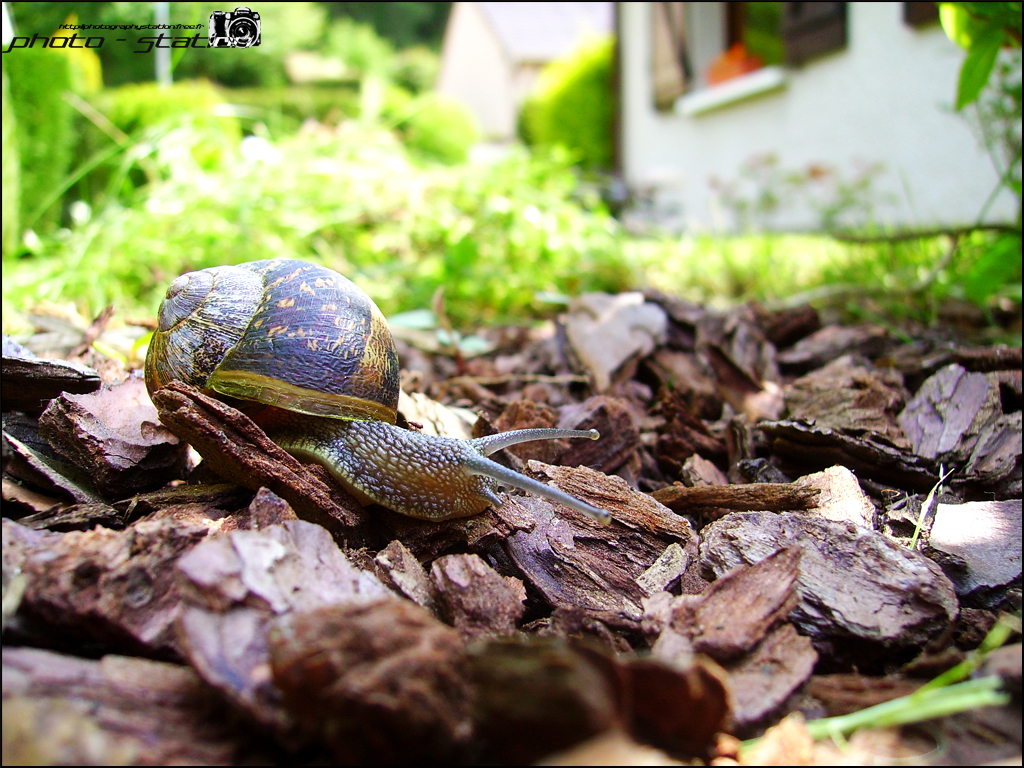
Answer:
[955,25,1005,109]
[963,232,1023,304]
[940,3,986,48]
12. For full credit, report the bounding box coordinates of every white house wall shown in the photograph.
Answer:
[620,2,1019,231]
[437,2,515,140]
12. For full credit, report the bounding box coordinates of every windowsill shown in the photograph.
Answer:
[675,65,787,116]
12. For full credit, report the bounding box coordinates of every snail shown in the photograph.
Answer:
[145,259,610,523]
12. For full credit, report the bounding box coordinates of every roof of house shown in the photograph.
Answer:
[477,2,613,63]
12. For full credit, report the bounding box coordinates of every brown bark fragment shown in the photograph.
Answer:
[4,508,230,660]
[269,599,473,764]
[700,512,959,665]
[505,465,695,629]
[151,381,368,528]
[467,638,619,763]
[648,547,802,663]
[777,323,890,374]
[727,623,818,728]
[374,538,439,612]
[430,553,525,637]
[557,395,641,473]
[651,481,819,515]
[1,352,101,416]
[39,376,189,498]
[926,499,1022,601]
[2,646,250,765]
[785,355,910,448]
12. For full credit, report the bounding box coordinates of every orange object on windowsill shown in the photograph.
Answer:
[706,43,763,86]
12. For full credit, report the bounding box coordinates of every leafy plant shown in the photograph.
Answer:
[940,2,1022,110]
[398,95,479,164]
[4,48,74,234]
[520,36,615,171]
[2,122,630,329]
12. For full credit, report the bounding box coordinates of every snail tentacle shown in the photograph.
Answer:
[471,428,600,455]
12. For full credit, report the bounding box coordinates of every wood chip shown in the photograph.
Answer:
[647,547,803,663]
[777,324,889,374]
[151,381,368,529]
[269,599,473,763]
[2,646,250,764]
[38,376,189,498]
[1,350,101,416]
[505,464,695,629]
[431,553,526,637]
[651,481,820,516]
[565,292,668,391]
[700,512,959,665]
[4,508,235,660]
[927,499,1022,602]
[785,355,910,448]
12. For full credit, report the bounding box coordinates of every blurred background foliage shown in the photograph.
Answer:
[1,1,1020,347]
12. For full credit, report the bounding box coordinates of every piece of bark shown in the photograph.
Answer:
[784,355,910,449]
[643,349,721,420]
[650,481,819,515]
[621,653,732,759]
[636,542,691,596]
[14,501,124,532]
[2,647,251,765]
[375,539,439,613]
[4,507,235,660]
[430,553,525,637]
[564,292,667,392]
[38,376,189,498]
[760,419,939,492]
[269,599,474,764]
[700,512,959,666]
[505,464,696,629]
[557,395,640,473]
[465,638,621,763]
[151,381,368,529]
[13,483,255,533]
[173,520,394,736]
[899,364,1021,495]
[647,547,803,663]
[3,425,104,505]
[755,303,822,349]
[777,324,890,374]
[114,482,255,520]
[792,465,877,529]
[654,386,728,477]
[246,486,300,529]
[926,499,1022,604]
[679,453,729,486]
[1,350,102,416]
[804,674,923,716]
[702,342,784,421]
[176,519,392,615]
[727,622,818,728]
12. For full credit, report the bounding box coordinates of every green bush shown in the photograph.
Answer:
[400,95,479,164]
[2,125,630,327]
[2,64,20,256]
[220,85,362,134]
[520,36,614,171]
[5,48,73,233]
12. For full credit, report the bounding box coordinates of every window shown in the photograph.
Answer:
[653,2,847,110]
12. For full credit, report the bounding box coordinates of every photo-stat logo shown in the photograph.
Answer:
[208,6,261,48]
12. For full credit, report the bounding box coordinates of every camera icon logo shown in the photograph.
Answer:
[208,6,261,49]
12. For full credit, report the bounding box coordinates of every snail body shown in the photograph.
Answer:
[145,259,609,523]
